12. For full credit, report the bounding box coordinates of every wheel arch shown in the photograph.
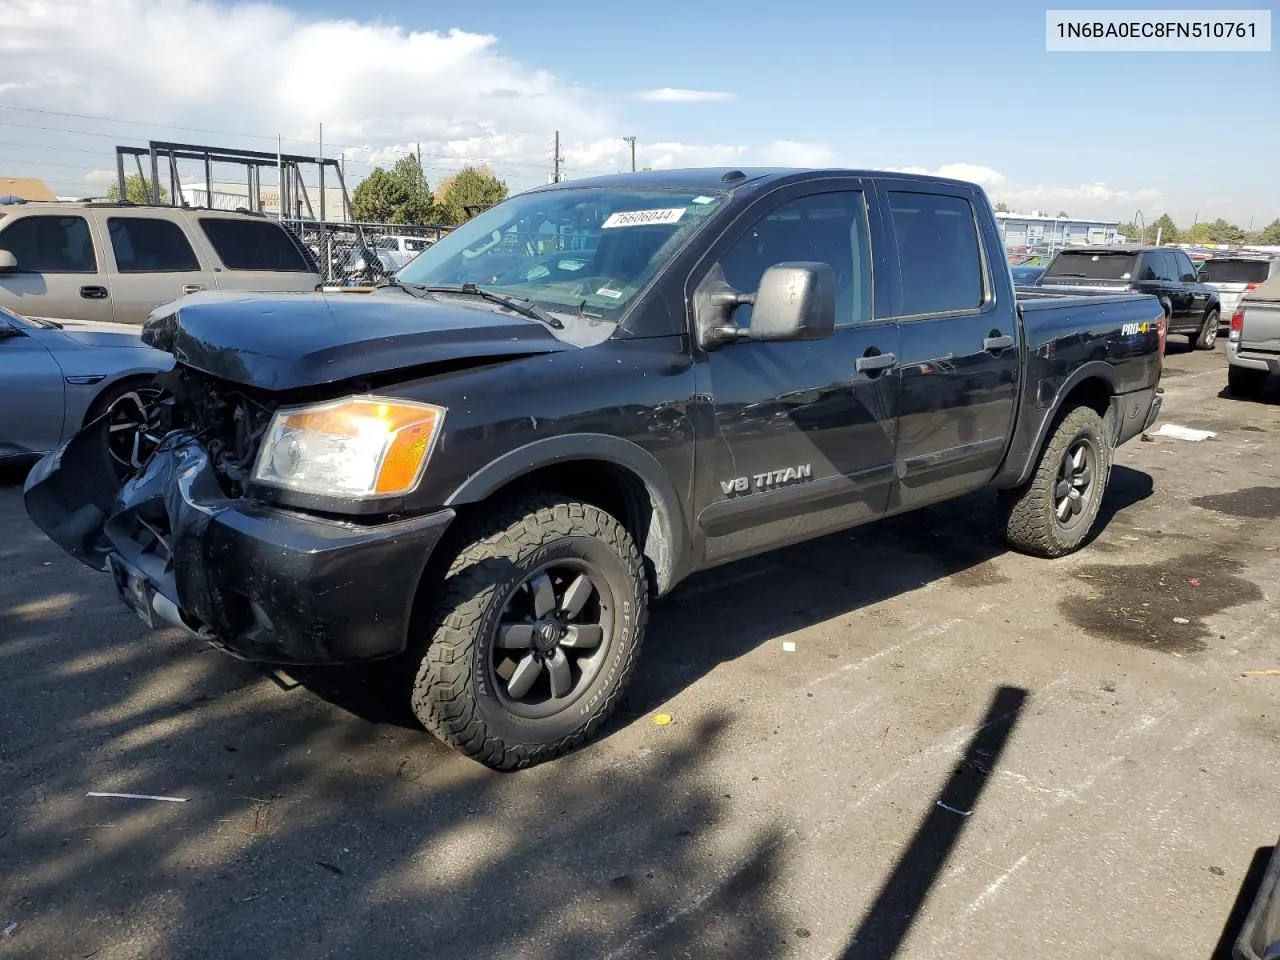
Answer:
[997,363,1118,489]
[444,434,688,597]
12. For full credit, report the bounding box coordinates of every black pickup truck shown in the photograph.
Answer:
[25,168,1166,770]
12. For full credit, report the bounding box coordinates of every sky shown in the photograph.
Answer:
[0,0,1276,225]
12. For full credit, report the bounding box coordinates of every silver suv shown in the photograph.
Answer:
[0,201,323,324]
[1199,254,1280,322]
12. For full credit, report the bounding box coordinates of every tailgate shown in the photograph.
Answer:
[1240,299,1280,355]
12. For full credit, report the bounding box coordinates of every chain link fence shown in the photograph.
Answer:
[282,219,455,285]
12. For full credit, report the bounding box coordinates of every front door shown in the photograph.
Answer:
[102,213,215,323]
[692,184,901,564]
[0,213,115,323]
[882,184,1020,512]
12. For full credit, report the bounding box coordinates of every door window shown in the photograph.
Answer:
[198,218,312,272]
[0,216,97,273]
[1172,251,1197,281]
[888,192,986,316]
[107,217,200,273]
[1157,251,1179,281]
[716,191,873,327]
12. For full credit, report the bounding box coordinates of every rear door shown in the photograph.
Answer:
[691,180,901,564]
[0,313,65,456]
[100,211,216,323]
[192,215,322,292]
[0,213,114,322]
[882,181,1020,511]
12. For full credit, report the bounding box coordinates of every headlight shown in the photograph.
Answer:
[252,396,445,498]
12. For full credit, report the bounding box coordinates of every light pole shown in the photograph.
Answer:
[622,136,636,173]
[1133,210,1146,245]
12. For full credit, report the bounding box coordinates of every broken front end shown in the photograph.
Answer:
[24,368,453,664]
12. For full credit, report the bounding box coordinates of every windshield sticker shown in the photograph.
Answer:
[595,287,624,299]
[692,196,715,204]
[602,207,686,229]
[558,259,587,271]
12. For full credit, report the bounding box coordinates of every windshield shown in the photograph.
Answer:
[397,187,726,319]
[1200,259,1272,284]
[1044,251,1137,281]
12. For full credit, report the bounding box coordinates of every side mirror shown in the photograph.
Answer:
[749,263,837,341]
[699,262,836,348]
[0,249,16,272]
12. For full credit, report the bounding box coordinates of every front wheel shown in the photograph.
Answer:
[411,495,648,770]
[999,405,1113,558]
[1194,309,1220,350]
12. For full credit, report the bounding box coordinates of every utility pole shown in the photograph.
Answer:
[553,130,563,183]
[623,136,637,172]
[416,141,422,171]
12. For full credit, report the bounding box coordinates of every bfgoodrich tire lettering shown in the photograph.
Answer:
[410,494,648,770]
[999,404,1113,558]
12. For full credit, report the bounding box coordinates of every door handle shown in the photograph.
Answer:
[983,334,1014,351]
[79,285,108,300]
[855,351,897,373]
[182,284,205,295]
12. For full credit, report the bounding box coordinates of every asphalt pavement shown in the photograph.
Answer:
[2,341,1278,960]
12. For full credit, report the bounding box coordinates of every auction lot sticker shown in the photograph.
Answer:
[602,208,686,228]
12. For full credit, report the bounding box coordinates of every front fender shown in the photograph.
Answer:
[446,433,688,595]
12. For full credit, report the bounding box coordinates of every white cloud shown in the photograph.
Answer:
[83,169,116,185]
[634,88,735,103]
[888,161,1158,219]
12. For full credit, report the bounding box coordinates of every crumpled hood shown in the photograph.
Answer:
[141,289,571,391]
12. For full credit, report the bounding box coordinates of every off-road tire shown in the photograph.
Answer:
[999,405,1113,558]
[410,494,648,771]
[1194,309,1220,350]
[1228,365,1268,398]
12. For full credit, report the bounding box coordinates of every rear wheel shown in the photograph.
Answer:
[999,404,1113,558]
[1194,309,1220,350]
[410,494,648,770]
[1228,365,1268,398]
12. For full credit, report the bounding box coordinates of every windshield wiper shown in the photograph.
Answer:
[405,282,564,329]
[28,316,64,329]
[1050,273,1089,278]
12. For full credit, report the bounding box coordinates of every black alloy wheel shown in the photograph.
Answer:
[490,561,614,719]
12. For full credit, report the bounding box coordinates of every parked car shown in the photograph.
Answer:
[25,168,1164,770]
[1036,245,1221,349]
[343,234,435,279]
[1226,272,1280,397]
[0,305,173,465]
[1011,264,1045,285]
[1199,254,1280,323]
[0,202,323,324]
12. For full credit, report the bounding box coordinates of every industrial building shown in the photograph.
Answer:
[995,211,1123,248]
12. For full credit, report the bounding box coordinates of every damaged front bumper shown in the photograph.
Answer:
[24,426,453,664]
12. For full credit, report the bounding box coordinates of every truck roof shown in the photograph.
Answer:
[1054,245,1164,254]
[534,167,991,196]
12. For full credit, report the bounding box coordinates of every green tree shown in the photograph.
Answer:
[1204,218,1245,244]
[351,156,435,224]
[1151,214,1179,243]
[994,201,1009,213]
[106,173,168,205]
[1255,218,1280,245]
[389,155,434,224]
[434,165,509,226]
[1055,209,1069,218]
[1182,222,1212,244]
[1117,221,1143,241]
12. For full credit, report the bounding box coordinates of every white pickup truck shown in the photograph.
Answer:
[1227,272,1280,397]
[344,234,435,279]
